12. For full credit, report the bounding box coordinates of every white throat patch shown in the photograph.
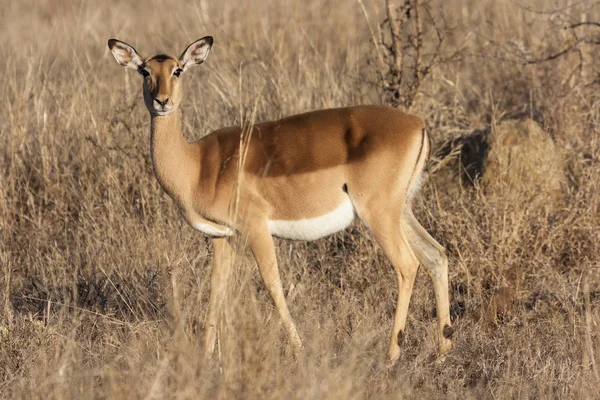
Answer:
[267,199,355,240]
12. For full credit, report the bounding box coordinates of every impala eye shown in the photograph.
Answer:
[173,68,183,78]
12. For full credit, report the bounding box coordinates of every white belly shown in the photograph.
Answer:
[267,199,355,240]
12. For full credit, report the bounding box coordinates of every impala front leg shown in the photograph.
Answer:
[245,222,303,354]
[203,237,234,360]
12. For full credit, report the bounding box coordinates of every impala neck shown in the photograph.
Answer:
[150,111,200,202]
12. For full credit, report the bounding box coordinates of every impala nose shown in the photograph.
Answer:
[154,97,169,107]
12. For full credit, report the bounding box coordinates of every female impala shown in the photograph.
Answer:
[108,36,453,363]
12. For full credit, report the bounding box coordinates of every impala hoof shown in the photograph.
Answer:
[385,356,399,369]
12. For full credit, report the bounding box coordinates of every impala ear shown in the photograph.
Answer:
[180,36,213,71]
[108,39,144,70]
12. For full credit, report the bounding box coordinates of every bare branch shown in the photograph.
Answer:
[568,21,600,29]
[525,39,584,65]
[375,0,457,109]
[414,0,423,82]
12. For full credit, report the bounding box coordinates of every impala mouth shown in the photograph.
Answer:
[152,106,174,116]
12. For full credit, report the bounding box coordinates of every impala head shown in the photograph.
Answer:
[108,37,213,116]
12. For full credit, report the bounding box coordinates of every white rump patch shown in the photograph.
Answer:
[268,200,355,240]
[192,222,233,237]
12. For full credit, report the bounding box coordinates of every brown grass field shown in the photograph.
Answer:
[1,0,600,398]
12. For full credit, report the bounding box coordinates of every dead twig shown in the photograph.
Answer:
[378,0,459,110]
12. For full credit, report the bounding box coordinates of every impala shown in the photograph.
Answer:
[107,36,453,363]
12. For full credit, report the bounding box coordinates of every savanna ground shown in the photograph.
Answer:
[1,0,600,398]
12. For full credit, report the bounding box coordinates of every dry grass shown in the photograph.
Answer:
[1,0,600,398]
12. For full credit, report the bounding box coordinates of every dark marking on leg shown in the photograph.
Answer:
[342,183,348,193]
[443,325,454,339]
[397,330,404,344]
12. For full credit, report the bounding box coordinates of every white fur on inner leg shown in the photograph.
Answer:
[407,171,424,200]
[192,222,233,237]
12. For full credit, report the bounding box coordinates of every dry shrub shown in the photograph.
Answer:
[430,119,566,212]
[482,119,566,210]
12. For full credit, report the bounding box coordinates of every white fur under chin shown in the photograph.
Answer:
[267,199,355,240]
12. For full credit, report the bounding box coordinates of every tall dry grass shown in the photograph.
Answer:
[1,0,599,398]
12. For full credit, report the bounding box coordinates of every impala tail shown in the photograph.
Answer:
[407,128,430,201]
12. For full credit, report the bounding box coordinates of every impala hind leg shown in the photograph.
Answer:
[246,223,303,354]
[357,206,420,362]
[403,206,453,356]
[203,237,234,360]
